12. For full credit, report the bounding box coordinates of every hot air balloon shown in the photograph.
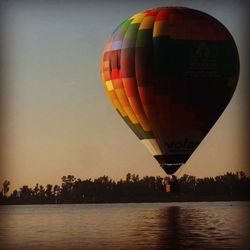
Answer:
[100,7,239,176]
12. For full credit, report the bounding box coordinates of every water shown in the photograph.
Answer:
[0,202,249,249]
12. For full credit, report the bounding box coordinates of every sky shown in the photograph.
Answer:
[0,0,249,190]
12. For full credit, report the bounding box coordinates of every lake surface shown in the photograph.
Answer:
[0,202,249,249]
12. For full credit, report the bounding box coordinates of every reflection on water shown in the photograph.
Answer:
[0,202,249,249]
[156,205,249,249]
[159,206,182,248]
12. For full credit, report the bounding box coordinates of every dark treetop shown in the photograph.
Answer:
[1,171,249,204]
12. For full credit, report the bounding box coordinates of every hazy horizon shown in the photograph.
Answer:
[0,0,249,191]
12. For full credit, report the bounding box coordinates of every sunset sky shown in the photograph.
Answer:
[0,0,249,190]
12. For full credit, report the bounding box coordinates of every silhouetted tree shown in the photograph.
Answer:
[39,185,46,202]
[33,184,39,199]
[126,173,131,182]
[19,185,32,202]
[45,184,53,201]
[60,175,76,202]
[1,180,10,197]
[1,171,250,204]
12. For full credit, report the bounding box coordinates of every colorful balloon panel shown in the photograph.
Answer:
[100,7,239,175]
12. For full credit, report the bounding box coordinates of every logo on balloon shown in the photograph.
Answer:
[186,41,217,77]
[165,139,199,153]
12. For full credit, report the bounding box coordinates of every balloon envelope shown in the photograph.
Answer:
[100,7,239,175]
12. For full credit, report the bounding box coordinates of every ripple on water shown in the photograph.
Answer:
[0,202,249,249]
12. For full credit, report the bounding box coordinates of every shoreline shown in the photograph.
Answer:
[1,196,249,205]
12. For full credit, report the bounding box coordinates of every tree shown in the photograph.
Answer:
[53,185,60,197]
[2,180,10,197]
[61,175,76,202]
[39,185,46,201]
[45,184,53,200]
[32,184,39,201]
[19,185,32,201]
[126,173,131,182]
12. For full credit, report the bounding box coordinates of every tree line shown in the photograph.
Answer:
[0,171,249,204]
